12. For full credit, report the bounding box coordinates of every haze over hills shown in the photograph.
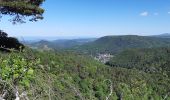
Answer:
[25,38,97,50]
[151,33,170,38]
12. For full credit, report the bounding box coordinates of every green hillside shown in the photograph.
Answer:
[26,38,96,50]
[152,33,170,38]
[1,49,170,99]
[106,47,170,76]
[73,35,170,55]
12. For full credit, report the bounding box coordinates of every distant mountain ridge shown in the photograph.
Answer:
[25,34,170,54]
[25,38,97,50]
[72,35,170,55]
[151,33,170,38]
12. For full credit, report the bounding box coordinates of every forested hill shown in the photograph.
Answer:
[151,33,170,38]
[1,49,170,99]
[106,47,170,75]
[25,38,96,50]
[72,35,170,55]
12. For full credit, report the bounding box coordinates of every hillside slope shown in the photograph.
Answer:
[73,35,170,55]
[0,49,170,99]
[106,47,170,76]
[151,33,170,38]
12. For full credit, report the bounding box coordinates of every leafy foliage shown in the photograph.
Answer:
[0,0,45,23]
[0,48,170,99]
[0,50,40,99]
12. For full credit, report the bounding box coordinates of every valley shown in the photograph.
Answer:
[0,0,170,99]
[1,34,170,99]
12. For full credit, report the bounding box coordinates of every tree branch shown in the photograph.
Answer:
[104,79,113,100]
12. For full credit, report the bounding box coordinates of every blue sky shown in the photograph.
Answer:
[1,0,170,38]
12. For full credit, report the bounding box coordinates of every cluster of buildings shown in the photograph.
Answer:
[94,53,113,63]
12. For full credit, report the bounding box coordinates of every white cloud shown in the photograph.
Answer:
[140,11,148,16]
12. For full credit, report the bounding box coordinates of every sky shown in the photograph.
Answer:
[1,0,170,38]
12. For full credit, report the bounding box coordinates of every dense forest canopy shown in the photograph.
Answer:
[1,49,170,99]
[0,0,45,23]
[106,47,170,75]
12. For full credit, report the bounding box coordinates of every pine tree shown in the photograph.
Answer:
[0,0,45,24]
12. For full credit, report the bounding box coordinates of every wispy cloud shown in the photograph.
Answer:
[140,11,149,16]
[168,12,170,14]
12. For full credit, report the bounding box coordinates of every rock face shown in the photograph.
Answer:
[0,30,24,52]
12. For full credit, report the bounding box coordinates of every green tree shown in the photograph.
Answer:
[0,0,45,24]
[0,52,40,99]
